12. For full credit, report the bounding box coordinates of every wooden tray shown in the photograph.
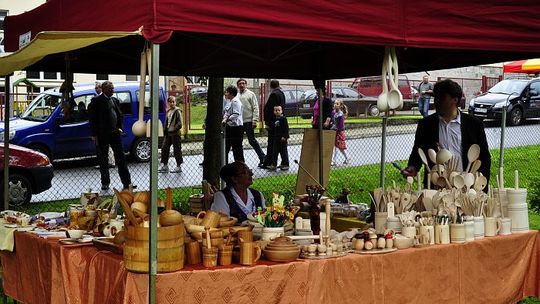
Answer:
[93,237,124,254]
[353,248,397,255]
[299,251,348,260]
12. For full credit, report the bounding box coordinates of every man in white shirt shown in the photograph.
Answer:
[222,85,245,162]
[237,78,265,166]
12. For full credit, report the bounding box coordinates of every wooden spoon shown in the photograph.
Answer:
[428,149,437,164]
[417,148,430,169]
[465,144,480,173]
[453,174,465,191]
[463,173,475,191]
[436,149,453,167]
[470,159,482,174]
[113,188,139,227]
[474,174,488,192]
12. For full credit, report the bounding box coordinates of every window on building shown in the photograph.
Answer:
[43,72,58,80]
[26,71,40,79]
[96,74,109,81]
[126,75,138,81]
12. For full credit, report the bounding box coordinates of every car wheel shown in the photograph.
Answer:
[2,174,33,207]
[368,105,380,117]
[131,137,151,162]
[29,144,51,160]
[508,107,523,126]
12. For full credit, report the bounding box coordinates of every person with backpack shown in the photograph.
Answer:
[210,162,266,224]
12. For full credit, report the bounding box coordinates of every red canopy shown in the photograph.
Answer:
[5,0,540,78]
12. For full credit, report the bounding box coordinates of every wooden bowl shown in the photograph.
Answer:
[263,248,300,262]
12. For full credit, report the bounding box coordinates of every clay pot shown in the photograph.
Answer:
[263,235,300,262]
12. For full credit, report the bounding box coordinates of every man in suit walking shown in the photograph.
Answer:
[261,79,285,168]
[88,81,133,191]
[402,79,491,188]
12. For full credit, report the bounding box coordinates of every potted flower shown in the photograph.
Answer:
[253,193,297,241]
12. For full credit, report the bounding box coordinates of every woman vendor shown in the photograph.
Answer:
[211,162,266,223]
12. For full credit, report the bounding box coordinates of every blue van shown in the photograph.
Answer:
[1,82,166,162]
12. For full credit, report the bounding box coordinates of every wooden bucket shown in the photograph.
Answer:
[123,223,185,273]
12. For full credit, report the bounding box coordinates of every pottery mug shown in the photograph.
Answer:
[498,217,512,235]
[450,223,465,243]
[484,217,500,237]
[473,216,485,240]
[197,210,222,229]
[239,242,262,266]
[237,230,253,243]
[464,221,475,242]
[438,225,450,244]
[419,226,434,245]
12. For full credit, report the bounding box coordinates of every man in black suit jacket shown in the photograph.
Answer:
[402,79,491,188]
[88,81,133,191]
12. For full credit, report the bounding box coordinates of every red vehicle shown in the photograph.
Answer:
[0,143,54,206]
[351,75,416,110]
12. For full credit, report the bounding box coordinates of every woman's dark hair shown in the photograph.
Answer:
[225,85,238,97]
[219,162,246,186]
[433,79,463,104]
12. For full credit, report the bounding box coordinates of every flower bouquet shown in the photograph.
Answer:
[253,193,299,241]
[253,193,296,228]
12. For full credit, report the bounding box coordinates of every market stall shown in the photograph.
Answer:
[2,1,540,303]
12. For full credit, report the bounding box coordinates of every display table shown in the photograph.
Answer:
[1,231,539,303]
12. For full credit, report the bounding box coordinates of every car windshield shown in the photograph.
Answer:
[488,80,528,95]
[301,90,317,100]
[20,93,61,122]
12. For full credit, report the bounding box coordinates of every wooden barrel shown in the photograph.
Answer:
[123,223,185,273]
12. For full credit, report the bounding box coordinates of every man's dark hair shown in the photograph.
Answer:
[270,79,280,89]
[433,79,463,104]
[237,78,247,85]
[225,85,238,97]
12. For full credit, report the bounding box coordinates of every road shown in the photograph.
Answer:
[31,122,540,203]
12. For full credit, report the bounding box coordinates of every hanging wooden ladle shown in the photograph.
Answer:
[132,49,148,137]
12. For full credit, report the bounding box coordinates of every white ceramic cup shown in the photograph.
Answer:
[498,217,512,235]
[450,223,465,244]
[473,216,485,240]
[464,221,475,242]
[484,217,500,237]
[438,225,450,244]
[419,226,434,245]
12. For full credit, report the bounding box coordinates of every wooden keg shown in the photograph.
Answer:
[123,223,185,273]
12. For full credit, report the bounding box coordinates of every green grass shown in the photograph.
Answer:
[184,105,421,134]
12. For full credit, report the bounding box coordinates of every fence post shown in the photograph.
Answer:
[379,116,388,188]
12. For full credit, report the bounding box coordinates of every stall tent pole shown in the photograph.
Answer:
[149,43,160,304]
[379,116,388,188]
[317,88,324,186]
[3,75,11,211]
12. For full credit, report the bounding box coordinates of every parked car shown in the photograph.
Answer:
[298,87,379,119]
[0,143,54,206]
[351,75,415,110]
[0,82,166,162]
[468,78,539,126]
[281,89,304,117]
[190,86,208,99]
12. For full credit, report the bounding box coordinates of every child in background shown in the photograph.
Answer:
[267,105,289,171]
[331,99,350,165]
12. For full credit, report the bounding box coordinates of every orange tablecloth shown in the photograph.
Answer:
[1,231,539,304]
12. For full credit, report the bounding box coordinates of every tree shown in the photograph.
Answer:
[203,77,224,188]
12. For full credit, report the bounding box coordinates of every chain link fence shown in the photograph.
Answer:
[6,78,540,215]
